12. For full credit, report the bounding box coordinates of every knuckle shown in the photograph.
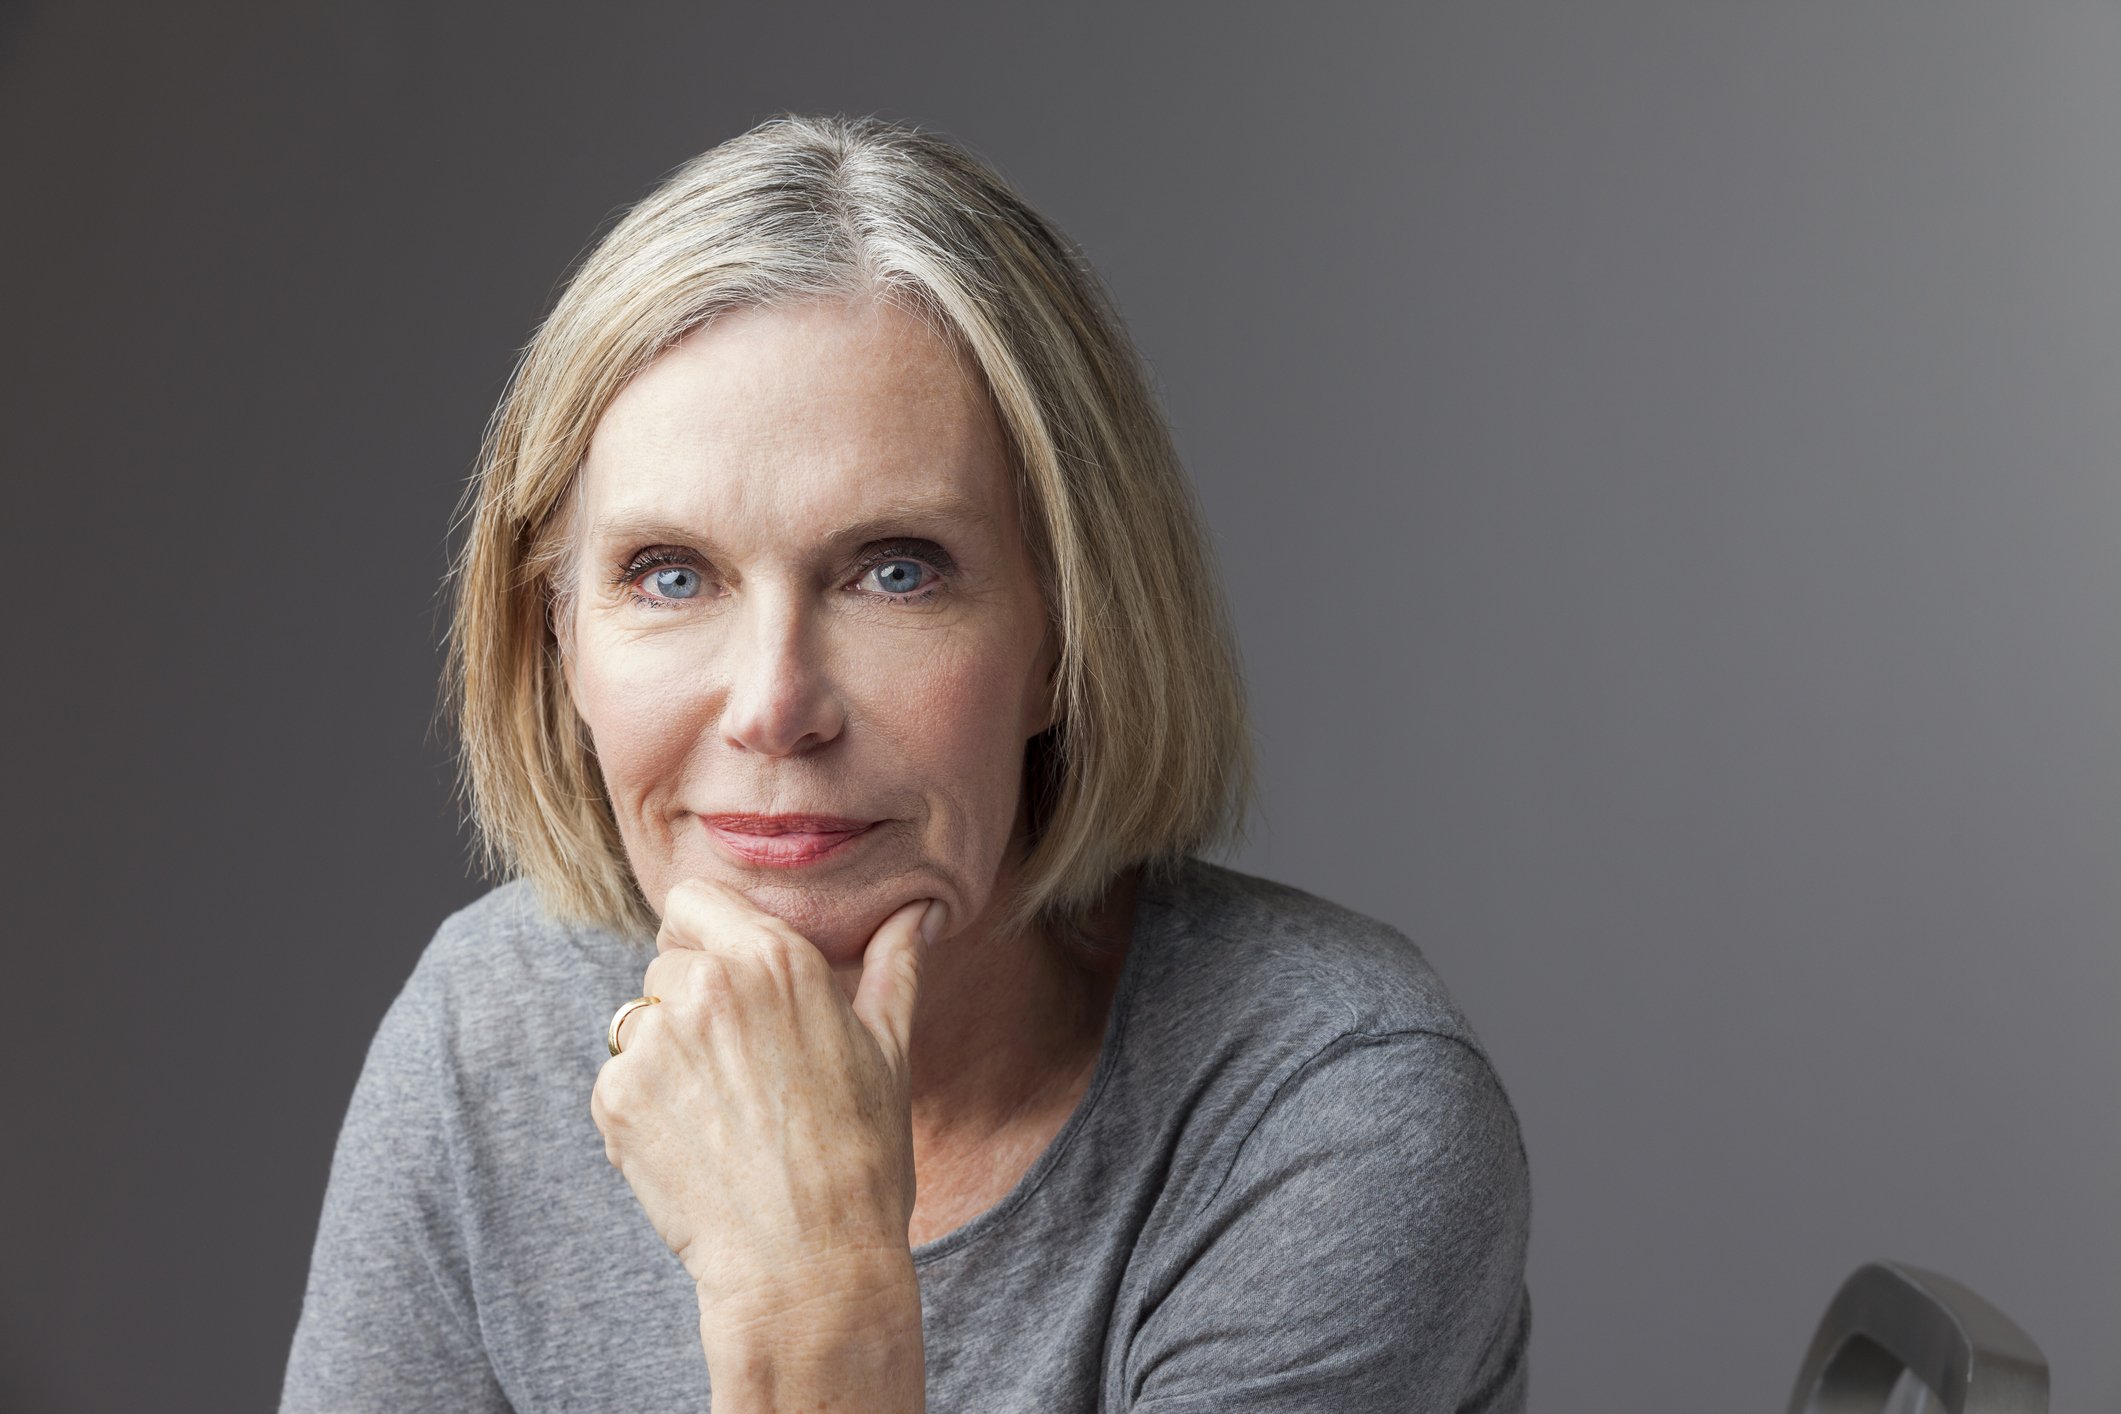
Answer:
[592,1069,632,1121]
[679,960,727,1010]
[643,952,682,995]
[752,934,807,989]
[664,876,721,919]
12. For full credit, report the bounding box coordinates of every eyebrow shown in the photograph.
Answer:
[588,492,998,553]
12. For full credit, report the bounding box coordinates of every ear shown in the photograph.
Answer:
[551,591,578,701]
[1026,620,1064,738]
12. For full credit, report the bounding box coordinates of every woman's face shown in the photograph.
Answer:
[560,294,1058,968]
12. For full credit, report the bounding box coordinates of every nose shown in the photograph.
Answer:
[717,587,846,757]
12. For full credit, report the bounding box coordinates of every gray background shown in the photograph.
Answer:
[3,2,2115,1410]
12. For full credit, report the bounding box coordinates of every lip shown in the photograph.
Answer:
[699,813,879,869]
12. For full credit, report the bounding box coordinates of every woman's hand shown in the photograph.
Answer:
[591,877,939,1331]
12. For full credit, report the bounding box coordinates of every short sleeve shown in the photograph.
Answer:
[280,944,514,1413]
[1125,1029,1532,1413]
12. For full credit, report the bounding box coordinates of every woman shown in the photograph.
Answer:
[282,113,1530,1413]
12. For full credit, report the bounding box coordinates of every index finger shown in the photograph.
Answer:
[655,876,809,958]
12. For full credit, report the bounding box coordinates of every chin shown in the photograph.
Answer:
[768,894,876,965]
[703,873,895,967]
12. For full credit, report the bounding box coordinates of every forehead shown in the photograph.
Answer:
[580,295,1013,535]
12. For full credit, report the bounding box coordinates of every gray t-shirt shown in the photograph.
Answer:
[282,856,1531,1412]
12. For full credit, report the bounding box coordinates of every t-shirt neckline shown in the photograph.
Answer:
[909,861,1184,1264]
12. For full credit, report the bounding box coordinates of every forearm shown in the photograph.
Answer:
[699,1259,926,1414]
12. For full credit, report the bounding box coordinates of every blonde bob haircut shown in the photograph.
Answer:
[444,113,1255,953]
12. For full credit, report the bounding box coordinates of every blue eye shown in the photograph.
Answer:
[867,559,930,596]
[648,566,700,599]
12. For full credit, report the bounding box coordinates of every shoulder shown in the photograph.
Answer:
[416,877,645,985]
[388,878,647,1073]
[1135,856,1486,1056]
[1226,1027,1528,1224]
[418,876,594,970]
[1112,856,1527,1213]
[1113,863,1531,1410]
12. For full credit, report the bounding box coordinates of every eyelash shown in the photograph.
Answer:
[611,542,951,611]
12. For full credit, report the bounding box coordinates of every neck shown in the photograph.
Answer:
[905,864,1139,1150]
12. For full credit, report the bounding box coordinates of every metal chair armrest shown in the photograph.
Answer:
[1785,1260,2047,1414]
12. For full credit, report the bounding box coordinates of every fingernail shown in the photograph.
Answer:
[920,900,946,950]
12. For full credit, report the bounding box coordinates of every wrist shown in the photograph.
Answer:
[699,1258,924,1413]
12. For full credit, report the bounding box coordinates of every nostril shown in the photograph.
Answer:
[719,673,845,758]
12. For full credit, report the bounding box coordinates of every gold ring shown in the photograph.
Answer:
[607,995,661,1056]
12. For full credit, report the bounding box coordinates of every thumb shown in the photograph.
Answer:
[851,899,941,1067]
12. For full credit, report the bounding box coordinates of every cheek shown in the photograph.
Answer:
[569,636,705,800]
[862,635,1038,845]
